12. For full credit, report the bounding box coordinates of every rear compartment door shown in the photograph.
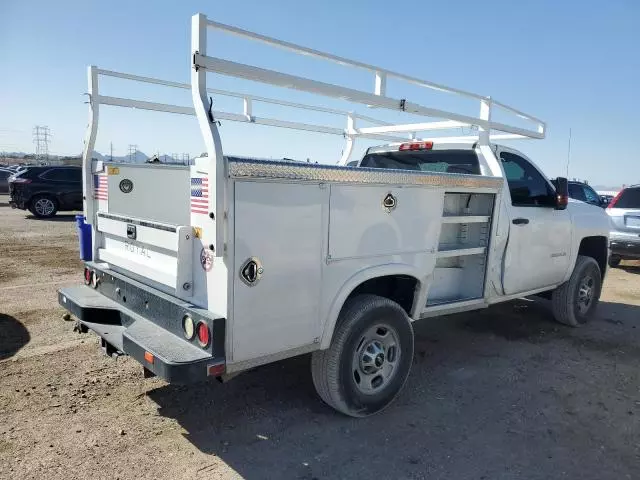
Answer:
[94,164,193,297]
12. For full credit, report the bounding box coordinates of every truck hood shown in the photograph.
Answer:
[567,199,611,239]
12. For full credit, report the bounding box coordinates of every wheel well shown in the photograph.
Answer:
[578,236,608,278]
[345,275,419,316]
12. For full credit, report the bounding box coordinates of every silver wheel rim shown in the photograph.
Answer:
[351,324,400,395]
[34,198,55,216]
[577,274,594,314]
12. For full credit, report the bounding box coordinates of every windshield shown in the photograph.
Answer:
[360,149,480,175]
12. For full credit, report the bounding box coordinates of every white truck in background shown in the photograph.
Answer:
[58,13,610,417]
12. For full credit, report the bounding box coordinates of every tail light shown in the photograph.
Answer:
[10,178,31,184]
[91,270,99,288]
[607,190,623,209]
[196,321,210,347]
[399,141,433,151]
[182,315,195,340]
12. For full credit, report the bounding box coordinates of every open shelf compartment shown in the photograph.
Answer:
[427,192,496,306]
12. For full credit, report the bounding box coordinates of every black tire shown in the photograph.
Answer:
[29,194,58,218]
[551,255,602,327]
[311,294,414,417]
[608,255,621,268]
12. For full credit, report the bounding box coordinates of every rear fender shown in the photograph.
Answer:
[319,263,425,350]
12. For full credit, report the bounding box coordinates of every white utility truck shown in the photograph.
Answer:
[59,13,611,417]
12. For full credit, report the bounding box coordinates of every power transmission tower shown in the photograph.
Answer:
[182,153,190,165]
[33,126,51,164]
[128,144,138,163]
[171,153,179,164]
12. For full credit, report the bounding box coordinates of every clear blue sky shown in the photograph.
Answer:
[1,0,638,187]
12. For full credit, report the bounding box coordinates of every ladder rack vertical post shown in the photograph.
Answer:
[83,65,99,258]
[191,13,226,256]
[374,71,387,96]
[478,97,492,146]
[339,113,356,165]
[243,97,253,121]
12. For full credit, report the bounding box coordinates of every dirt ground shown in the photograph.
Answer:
[1,194,639,480]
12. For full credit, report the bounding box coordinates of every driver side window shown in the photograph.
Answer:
[500,152,554,207]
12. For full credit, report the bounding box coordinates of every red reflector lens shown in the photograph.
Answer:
[399,141,433,151]
[144,351,154,364]
[207,363,225,377]
[197,322,210,347]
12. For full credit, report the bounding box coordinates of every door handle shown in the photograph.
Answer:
[512,218,529,225]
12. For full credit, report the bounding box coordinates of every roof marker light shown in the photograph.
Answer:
[399,141,433,151]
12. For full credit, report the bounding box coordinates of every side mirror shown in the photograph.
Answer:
[554,177,569,210]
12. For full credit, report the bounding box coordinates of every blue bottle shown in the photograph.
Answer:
[75,215,92,261]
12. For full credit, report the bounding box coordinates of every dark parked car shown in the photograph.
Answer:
[0,168,14,194]
[552,179,604,208]
[9,166,82,218]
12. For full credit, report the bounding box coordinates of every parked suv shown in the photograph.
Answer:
[9,166,82,218]
[607,185,640,267]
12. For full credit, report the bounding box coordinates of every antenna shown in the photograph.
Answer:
[565,128,572,177]
[33,125,51,163]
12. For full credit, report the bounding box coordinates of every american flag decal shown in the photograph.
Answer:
[190,177,209,214]
[94,175,108,201]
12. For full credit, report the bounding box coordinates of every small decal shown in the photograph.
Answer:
[94,175,108,201]
[119,178,134,193]
[107,166,120,175]
[193,227,203,239]
[200,248,214,272]
[191,177,209,214]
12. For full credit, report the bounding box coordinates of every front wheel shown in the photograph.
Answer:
[29,195,58,218]
[551,255,602,327]
[311,294,414,417]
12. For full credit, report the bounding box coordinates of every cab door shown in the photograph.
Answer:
[498,148,572,295]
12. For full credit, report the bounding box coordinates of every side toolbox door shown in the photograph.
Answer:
[499,149,572,294]
[231,181,324,363]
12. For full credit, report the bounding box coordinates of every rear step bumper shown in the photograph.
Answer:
[58,281,225,384]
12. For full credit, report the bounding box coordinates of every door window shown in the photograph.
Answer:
[582,185,601,206]
[40,168,81,182]
[500,152,554,207]
[568,183,586,201]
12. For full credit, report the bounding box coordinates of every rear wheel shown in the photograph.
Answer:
[311,294,414,417]
[608,255,621,268]
[551,255,602,327]
[29,195,58,218]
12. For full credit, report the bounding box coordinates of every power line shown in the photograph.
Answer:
[33,126,51,163]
